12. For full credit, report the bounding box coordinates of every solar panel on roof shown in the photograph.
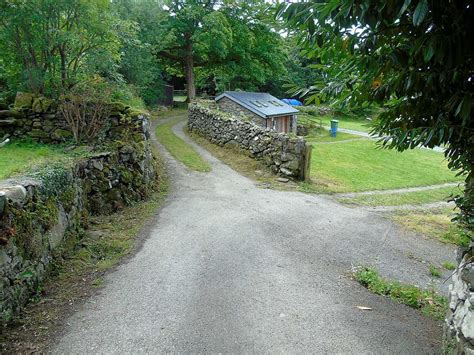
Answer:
[250,100,262,108]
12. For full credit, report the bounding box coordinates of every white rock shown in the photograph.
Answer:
[453,299,469,329]
[461,302,474,341]
[2,185,27,204]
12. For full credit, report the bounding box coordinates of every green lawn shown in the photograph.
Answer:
[318,114,374,133]
[155,118,211,172]
[306,132,364,143]
[339,185,462,206]
[0,140,69,179]
[309,139,460,192]
[299,113,374,133]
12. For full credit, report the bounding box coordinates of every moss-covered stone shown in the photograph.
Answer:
[28,129,49,138]
[32,97,53,113]
[14,92,36,109]
[51,129,73,140]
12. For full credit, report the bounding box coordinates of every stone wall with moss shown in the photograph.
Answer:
[0,92,148,144]
[188,102,310,180]
[0,98,159,325]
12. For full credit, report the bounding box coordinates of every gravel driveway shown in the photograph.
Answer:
[52,116,455,353]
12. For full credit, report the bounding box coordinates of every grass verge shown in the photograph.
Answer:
[0,182,168,353]
[309,139,460,193]
[391,208,471,247]
[187,130,299,190]
[338,185,462,206]
[156,118,211,172]
[353,267,448,320]
[0,139,71,179]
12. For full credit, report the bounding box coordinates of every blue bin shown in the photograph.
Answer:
[330,119,339,137]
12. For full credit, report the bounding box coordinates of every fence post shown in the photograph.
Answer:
[302,144,312,181]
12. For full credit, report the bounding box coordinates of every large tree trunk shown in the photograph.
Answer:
[185,38,195,102]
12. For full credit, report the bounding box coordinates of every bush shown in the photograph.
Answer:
[59,79,112,144]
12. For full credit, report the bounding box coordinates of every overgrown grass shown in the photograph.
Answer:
[339,185,462,206]
[442,262,456,271]
[0,140,70,179]
[391,208,471,247]
[429,265,442,278]
[155,118,211,172]
[309,139,460,193]
[353,267,448,320]
[174,95,187,103]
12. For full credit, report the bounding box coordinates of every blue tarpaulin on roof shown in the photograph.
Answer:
[281,98,303,106]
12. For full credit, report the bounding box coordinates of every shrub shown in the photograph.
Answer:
[59,79,111,144]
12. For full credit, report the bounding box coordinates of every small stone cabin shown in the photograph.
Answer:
[215,91,299,133]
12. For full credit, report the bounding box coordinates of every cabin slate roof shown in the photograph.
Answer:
[215,91,299,119]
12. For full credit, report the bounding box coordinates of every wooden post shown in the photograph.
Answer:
[302,145,312,181]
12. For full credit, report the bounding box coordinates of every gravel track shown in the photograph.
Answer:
[52,114,454,354]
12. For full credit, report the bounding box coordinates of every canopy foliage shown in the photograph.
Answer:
[278,0,473,231]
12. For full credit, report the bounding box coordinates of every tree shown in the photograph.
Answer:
[278,1,473,232]
[157,0,287,100]
[113,0,166,105]
[156,0,227,101]
[0,0,126,96]
[195,15,287,95]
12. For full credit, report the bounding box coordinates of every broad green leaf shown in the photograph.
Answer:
[413,0,428,26]
[397,0,412,18]
[423,43,434,62]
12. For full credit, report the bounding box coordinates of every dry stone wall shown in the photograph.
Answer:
[188,102,310,180]
[0,92,147,144]
[444,246,474,354]
[216,96,267,127]
[0,97,159,325]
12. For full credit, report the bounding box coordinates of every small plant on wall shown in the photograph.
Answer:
[59,78,111,144]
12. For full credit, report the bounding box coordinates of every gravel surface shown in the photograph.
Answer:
[52,116,454,354]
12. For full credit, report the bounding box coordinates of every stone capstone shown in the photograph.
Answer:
[1,185,27,204]
[14,92,36,109]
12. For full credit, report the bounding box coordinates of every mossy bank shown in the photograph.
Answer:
[0,97,163,325]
